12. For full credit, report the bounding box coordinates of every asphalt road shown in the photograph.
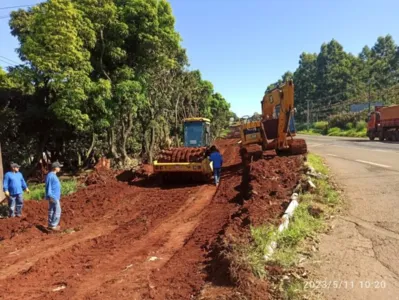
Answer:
[301,134,399,300]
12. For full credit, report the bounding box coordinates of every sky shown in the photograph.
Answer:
[1,0,399,116]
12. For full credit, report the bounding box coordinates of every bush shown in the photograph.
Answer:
[313,121,328,131]
[328,110,368,130]
[311,121,328,134]
[327,127,341,136]
[345,122,354,130]
[356,120,367,131]
[296,123,308,131]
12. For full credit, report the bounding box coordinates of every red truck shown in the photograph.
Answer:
[367,105,399,141]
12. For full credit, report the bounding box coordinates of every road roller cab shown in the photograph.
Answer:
[183,118,211,147]
[153,118,213,182]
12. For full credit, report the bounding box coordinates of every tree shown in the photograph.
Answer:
[0,143,4,200]
[266,35,399,123]
[369,35,398,92]
[1,0,235,171]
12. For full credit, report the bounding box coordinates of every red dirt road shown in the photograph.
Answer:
[0,138,304,300]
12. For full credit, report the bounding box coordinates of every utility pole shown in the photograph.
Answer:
[368,79,371,112]
[306,99,310,129]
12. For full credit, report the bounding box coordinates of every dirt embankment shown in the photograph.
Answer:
[0,138,304,300]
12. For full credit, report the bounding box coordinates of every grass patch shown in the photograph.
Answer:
[273,204,324,267]
[25,179,79,201]
[307,153,328,175]
[298,129,322,136]
[234,153,340,299]
[242,201,326,272]
[283,278,306,300]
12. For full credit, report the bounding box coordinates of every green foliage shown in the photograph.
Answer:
[356,120,367,131]
[327,127,341,136]
[1,0,235,170]
[24,179,78,201]
[327,110,368,129]
[269,35,399,124]
[282,279,306,300]
[345,122,354,130]
[298,129,321,135]
[307,153,328,175]
[313,121,328,131]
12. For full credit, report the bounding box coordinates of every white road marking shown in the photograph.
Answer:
[327,154,338,157]
[372,149,390,153]
[355,160,392,169]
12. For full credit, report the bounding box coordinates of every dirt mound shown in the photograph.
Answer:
[197,151,305,299]
[246,155,303,226]
[85,168,116,186]
[0,179,129,241]
[157,147,208,162]
[95,157,111,170]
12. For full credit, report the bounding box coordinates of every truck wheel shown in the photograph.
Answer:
[387,132,392,141]
[368,132,375,141]
[378,132,385,141]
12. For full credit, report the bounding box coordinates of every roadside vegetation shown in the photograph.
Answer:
[298,110,369,138]
[232,153,340,299]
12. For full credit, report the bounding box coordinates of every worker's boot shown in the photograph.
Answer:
[48,226,61,231]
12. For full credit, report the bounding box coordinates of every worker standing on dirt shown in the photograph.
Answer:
[209,146,223,186]
[45,162,62,231]
[3,162,30,218]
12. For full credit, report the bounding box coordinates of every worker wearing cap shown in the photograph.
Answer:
[209,146,223,186]
[3,162,30,217]
[45,162,62,230]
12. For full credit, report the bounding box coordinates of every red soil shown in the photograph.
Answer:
[157,147,208,162]
[0,138,304,300]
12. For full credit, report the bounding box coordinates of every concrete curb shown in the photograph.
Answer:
[263,164,319,261]
[263,192,300,260]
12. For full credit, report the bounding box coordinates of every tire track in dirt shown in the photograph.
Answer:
[73,184,216,299]
[0,189,144,281]
[0,184,210,300]
[0,138,242,300]
[137,139,243,300]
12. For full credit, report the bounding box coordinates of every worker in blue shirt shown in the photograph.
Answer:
[45,161,63,231]
[209,146,223,186]
[3,162,30,217]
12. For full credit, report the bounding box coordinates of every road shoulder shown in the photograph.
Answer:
[305,154,399,300]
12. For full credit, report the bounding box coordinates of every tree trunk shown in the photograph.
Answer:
[107,128,118,158]
[77,151,82,168]
[120,113,133,162]
[83,132,96,166]
[175,96,181,147]
[148,126,156,164]
[0,143,5,200]
[25,133,48,179]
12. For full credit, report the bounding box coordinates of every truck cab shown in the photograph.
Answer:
[366,106,383,140]
[183,118,211,147]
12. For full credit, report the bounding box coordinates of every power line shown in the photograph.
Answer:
[0,4,35,10]
[0,56,20,65]
[0,58,17,67]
